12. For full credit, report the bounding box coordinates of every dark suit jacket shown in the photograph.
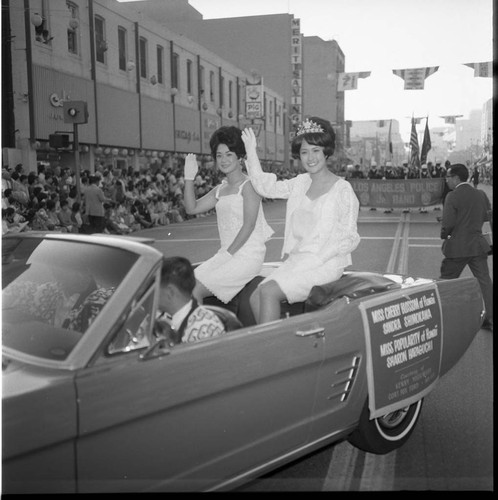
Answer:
[441,183,491,257]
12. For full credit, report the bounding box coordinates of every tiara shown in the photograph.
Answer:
[296,119,324,136]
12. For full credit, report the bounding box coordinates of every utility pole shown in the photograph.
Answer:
[63,101,88,202]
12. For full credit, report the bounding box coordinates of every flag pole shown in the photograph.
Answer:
[387,119,393,164]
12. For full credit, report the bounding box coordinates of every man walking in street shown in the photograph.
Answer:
[440,163,493,330]
[84,174,109,233]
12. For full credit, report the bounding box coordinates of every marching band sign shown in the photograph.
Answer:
[348,178,445,208]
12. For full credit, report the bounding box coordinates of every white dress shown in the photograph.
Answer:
[194,179,274,303]
[248,173,360,304]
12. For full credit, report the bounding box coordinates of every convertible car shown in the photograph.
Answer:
[2,232,484,493]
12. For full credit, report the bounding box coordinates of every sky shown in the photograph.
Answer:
[122,0,494,141]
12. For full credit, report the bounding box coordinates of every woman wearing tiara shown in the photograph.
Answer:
[241,117,360,324]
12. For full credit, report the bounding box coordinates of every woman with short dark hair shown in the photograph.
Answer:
[242,117,360,324]
[183,126,273,305]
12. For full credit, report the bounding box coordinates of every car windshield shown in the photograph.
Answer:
[2,237,138,361]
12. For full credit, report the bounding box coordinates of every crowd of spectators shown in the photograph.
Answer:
[2,159,227,236]
[4,157,490,235]
[344,159,493,183]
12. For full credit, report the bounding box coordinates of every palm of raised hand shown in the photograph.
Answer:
[241,128,257,151]
[184,153,199,180]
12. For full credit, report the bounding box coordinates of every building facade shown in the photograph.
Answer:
[151,1,346,166]
[2,0,285,173]
[348,119,406,168]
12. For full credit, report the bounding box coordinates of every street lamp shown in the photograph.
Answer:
[30,13,43,27]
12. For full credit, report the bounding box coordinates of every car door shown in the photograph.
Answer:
[306,298,372,442]
[74,296,324,492]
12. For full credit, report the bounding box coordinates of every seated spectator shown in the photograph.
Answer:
[30,199,50,230]
[172,193,186,222]
[67,186,78,208]
[130,199,153,229]
[155,256,226,345]
[163,197,182,224]
[10,172,30,206]
[120,199,142,232]
[71,201,85,233]
[103,202,133,234]
[2,207,29,234]
[147,196,167,226]
[2,167,13,192]
[2,188,13,209]
[46,199,64,231]
[58,198,76,233]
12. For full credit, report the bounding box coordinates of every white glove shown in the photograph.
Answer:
[241,128,263,175]
[184,153,199,181]
[241,128,258,154]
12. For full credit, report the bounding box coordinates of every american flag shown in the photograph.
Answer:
[410,118,420,168]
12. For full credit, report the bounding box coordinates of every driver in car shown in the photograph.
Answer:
[155,256,226,345]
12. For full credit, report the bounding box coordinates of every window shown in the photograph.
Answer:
[67,1,79,54]
[94,16,107,63]
[139,37,147,78]
[157,45,164,84]
[1,237,138,360]
[171,52,179,89]
[186,59,193,95]
[228,80,233,110]
[209,70,215,102]
[108,285,156,355]
[118,27,127,71]
[199,65,205,98]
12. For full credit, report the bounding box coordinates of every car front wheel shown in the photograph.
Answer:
[348,398,423,454]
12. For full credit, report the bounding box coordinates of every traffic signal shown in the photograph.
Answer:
[63,100,88,124]
[49,134,70,148]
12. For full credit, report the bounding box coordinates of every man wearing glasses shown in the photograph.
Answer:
[440,163,493,330]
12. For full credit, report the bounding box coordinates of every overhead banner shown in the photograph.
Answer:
[392,66,439,89]
[337,71,371,91]
[439,115,463,124]
[348,178,445,208]
[464,61,493,78]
